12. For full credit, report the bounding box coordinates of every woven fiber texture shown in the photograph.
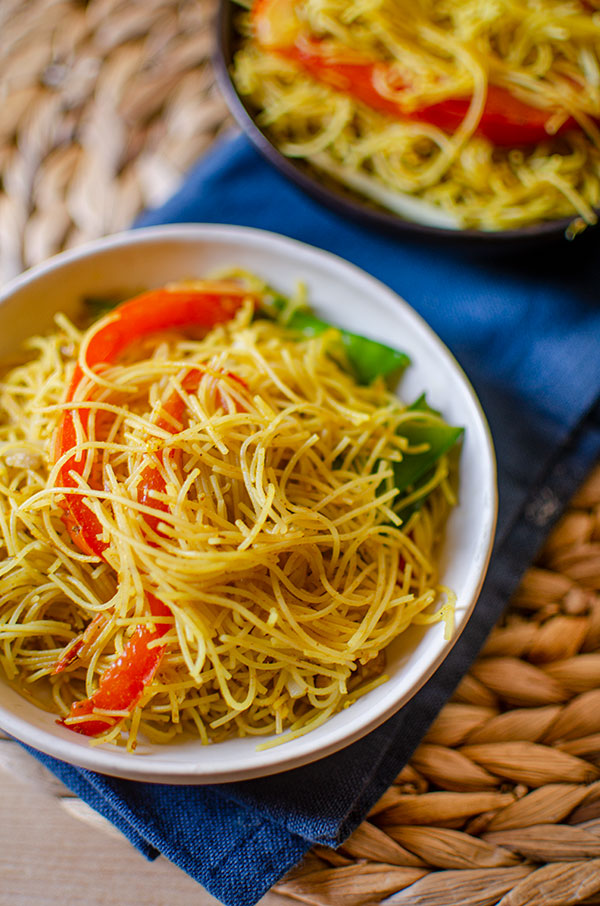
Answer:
[0,0,230,285]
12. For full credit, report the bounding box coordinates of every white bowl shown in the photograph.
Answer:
[0,225,497,783]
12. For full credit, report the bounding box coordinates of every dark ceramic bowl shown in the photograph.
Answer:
[214,0,597,245]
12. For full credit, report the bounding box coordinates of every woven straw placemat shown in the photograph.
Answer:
[0,0,230,284]
[2,3,600,905]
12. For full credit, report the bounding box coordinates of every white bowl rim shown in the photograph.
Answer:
[0,223,497,783]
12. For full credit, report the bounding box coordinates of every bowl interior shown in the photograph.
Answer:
[214,0,594,246]
[0,224,496,782]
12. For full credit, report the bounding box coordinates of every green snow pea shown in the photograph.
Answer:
[393,396,463,494]
[286,310,410,386]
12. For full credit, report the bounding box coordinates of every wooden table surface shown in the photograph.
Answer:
[0,739,288,906]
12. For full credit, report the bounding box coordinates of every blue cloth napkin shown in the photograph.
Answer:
[25,134,600,906]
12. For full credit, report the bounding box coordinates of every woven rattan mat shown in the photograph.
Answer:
[2,3,600,904]
[0,0,230,284]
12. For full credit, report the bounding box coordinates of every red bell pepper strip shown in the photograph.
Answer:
[63,372,204,733]
[55,283,251,736]
[136,369,205,536]
[137,368,249,534]
[252,0,579,146]
[55,283,249,557]
[53,614,107,675]
[63,594,171,736]
[65,366,251,734]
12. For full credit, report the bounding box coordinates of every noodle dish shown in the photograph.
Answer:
[229,0,600,234]
[0,226,496,781]
[0,273,461,751]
